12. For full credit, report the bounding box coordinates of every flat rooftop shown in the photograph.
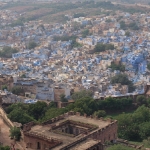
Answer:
[28,115,111,149]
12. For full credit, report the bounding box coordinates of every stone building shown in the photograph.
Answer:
[13,78,54,100]
[23,111,117,150]
[54,85,70,102]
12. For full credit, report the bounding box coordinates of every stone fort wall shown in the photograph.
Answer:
[0,106,14,128]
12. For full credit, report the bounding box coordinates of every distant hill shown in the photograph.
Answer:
[110,0,149,4]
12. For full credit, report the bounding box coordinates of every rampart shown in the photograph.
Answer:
[0,106,14,128]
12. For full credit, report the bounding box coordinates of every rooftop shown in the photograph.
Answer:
[25,112,115,150]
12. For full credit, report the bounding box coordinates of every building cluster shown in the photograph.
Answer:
[0,10,21,28]
[0,9,150,102]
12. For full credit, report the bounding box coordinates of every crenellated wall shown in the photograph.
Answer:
[23,121,35,132]
[23,111,117,150]
[87,120,118,143]
[24,132,62,150]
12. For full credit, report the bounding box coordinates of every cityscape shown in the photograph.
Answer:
[0,1,150,150]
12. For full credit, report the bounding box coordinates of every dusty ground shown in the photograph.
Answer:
[0,117,25,149]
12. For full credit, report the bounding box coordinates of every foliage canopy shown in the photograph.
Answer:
[109,62,125,72]
[117,105,150,141]
[27,41,37,49]
[111,74,135,92]
[6,96,133,124]
[94,43,114,52]
[0,46,18,58]
[9,126,21,141]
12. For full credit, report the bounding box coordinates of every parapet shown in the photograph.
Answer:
[24,111,117,133]
[23,121,35,132]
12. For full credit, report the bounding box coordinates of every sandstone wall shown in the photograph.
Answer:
[0,106,14,128]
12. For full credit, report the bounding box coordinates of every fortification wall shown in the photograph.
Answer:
[0,106,14,128]
[87,119,118,143]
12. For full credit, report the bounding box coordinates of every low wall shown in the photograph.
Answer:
[117,138,144,149]
[0,106,14,128]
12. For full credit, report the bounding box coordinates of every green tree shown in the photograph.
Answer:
[147,98,150,107]
[128,22,139,30]
[139,122,150,139]
[72,97,96,115]
[60,94,68,102]
[125,31,130,37]
[0,146,10,150]
[82,29,90,38]
[6,103,29,114]
[71,39,82,48]
[48,101,57,108]
[105,44,114,50]
[2,85,8,90]
[111,74,128,85]
[73,107,84,114]
[71,90,93,101]
[0,46,18,58]
[147,63,150,70]
[98,97,132,111]
[8,108,35,124]
[11,87,24,95]
[109,62,125,72]
[28,101,47,120]
[27,41,37,49]
[40,107,67,122]
[116,105,150,141]
[20,74,26,78]
[9,126,21,141]
[94,43,105,52]
[136,95,147,105]
[120,21,127,30]
[94,43,114,52]
[93,110,106,118]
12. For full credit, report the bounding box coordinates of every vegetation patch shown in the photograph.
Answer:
[0,46,18,58]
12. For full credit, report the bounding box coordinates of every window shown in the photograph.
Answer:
[37,142,41,149]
